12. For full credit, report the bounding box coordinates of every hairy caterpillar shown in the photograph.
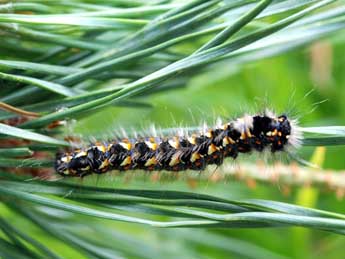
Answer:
[55,111,302,177]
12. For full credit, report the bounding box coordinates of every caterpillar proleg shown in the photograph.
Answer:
[55,110,302,177]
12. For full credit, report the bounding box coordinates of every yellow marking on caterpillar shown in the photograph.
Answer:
[206,130,213,138]
[96,145,106,153]
[240,128,252,140]
[207,144,218,155]
[278,131,282,137]
[61,155,72,163]
[225,136,235,144]
[188,135,196,145]
[120,156,132,167]
[169,137,180,149]
[246,128,252,137]
[145,141,158,151]
[99,159,109,170]
[222,137,230,146]
[119,142,131,150]
[169,153,180,167]
[266,131,272,136]
[190,152,201,162]
[75,151,87,158]
[144,157,157,167]
[272,129,278,136]
[81,166,90,171]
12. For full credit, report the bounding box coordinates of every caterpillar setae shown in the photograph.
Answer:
[55,111,302,177]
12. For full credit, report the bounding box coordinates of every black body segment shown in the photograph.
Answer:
[55,113,294,177]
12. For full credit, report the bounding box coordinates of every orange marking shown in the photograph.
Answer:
[207,144,218,155]
[206,130,213,138]
[246,129,252,137]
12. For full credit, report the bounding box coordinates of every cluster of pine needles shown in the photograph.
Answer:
[1,0,345,258]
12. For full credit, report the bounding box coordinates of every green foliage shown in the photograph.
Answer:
[1,0,345,258]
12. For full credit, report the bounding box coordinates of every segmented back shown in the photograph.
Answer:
[55,112,300,177]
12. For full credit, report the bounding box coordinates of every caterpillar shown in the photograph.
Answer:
[55,111,302,177]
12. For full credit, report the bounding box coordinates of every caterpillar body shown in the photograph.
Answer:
[55,111,301,177]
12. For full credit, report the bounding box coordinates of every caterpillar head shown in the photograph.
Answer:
[55,152,90,177]
[273,114,302,151]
